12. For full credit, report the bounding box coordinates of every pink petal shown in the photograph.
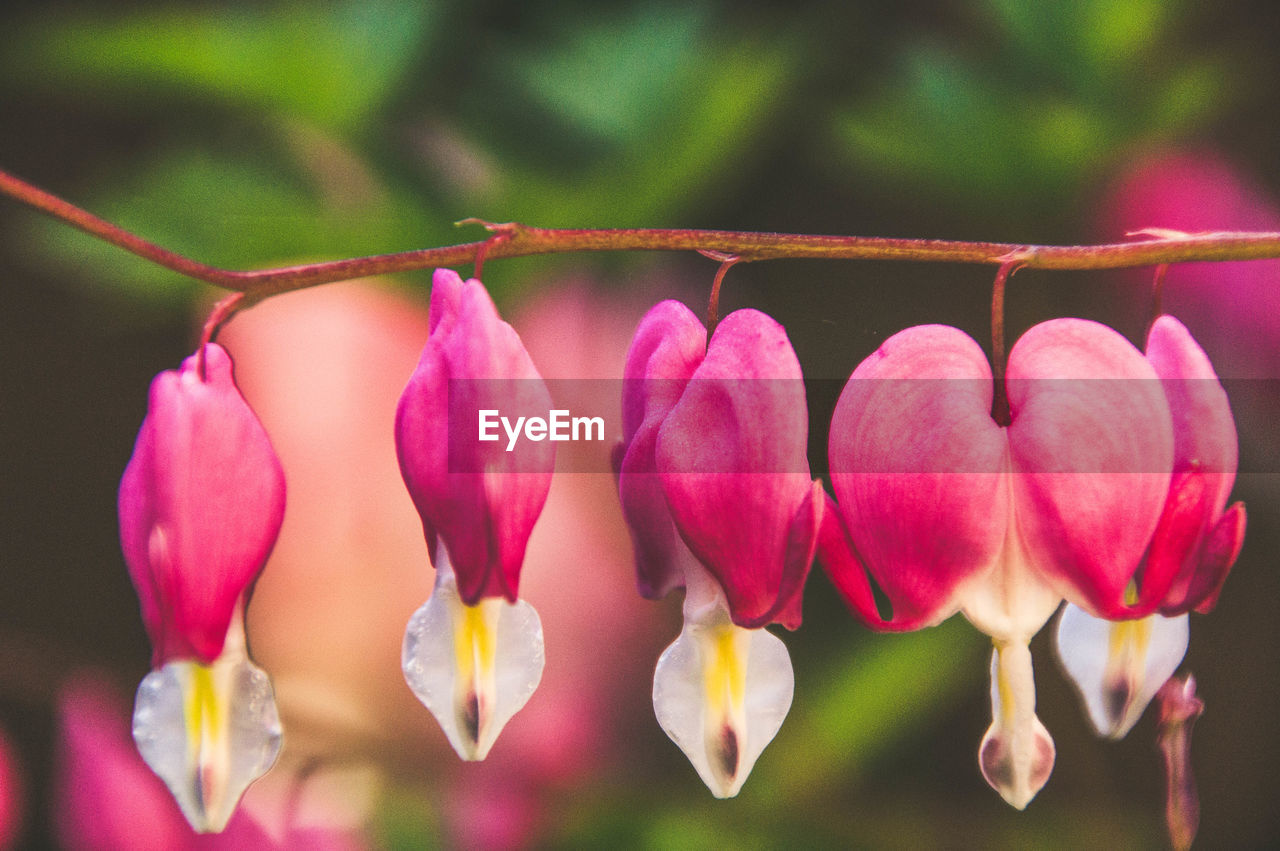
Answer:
[772,480,826,631]
[1146,315,1238,483]
[1005,319,1173,617]
[1140,315,1244,613]
[827,325,1008,629]
[1184,502,1246,615]
[656,309,818,629]
[395,270,554,604]
[118,343,286,666]
[615,300,707,599]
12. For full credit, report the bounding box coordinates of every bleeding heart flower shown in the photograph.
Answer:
[615,300,823,797]
[1055,315,1246,738]
[118,342,286,833]
[395,269,552,761]
[819,318,1176,808]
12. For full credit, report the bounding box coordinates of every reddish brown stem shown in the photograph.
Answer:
[989,258,1024,427]
[197,291,249,379]
[1157,674,1204,851]
[8,167,1280,301]
[701,251,741,344]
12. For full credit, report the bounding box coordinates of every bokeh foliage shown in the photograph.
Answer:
[2,0,1278,847]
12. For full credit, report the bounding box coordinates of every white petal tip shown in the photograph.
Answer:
[1055,605,1190,740]
[652,611,793,799]
[402,574,544,762]
[132,655,282,834]
[980,642,1055,809]
[979,717,1055,810]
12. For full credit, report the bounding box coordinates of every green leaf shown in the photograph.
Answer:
[27,148,441,311]
[8,0,437,131]
[497,2,714,148]
[484,34,801,227]
[830,0,1223,214]
[981,0,1177,83]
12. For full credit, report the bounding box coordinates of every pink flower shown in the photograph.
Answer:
[395,269,554,605]
[615,300,822,797]
[395,269,554,761]
[1102,147,1280,379]
[616,300,823,629]
[220,278,667,848]
[118,342,287,832]
[819,318,1176,807]
[1055,315,1246,738]
[1131,315,1245,617]
[119,342,286,667]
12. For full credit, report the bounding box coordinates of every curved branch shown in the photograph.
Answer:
[6,166,1280,300]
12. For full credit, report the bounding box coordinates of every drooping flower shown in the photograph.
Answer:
[119,342,286,833]
[819,319,1176,808]
[221,278,666,848]
[395,268,553,761]
[615,300,824,797]
[1055,315,1245,738]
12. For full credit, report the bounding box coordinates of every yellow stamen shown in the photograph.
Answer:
[451,596,502,757]
[184,663,221,751]
[703,622,748,713]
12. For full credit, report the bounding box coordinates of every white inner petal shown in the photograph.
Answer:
[132,616,282,834]
[1054,603,1189,739]
[978,640,1055,810]
[651,570,793,798]
[401,548,545,761]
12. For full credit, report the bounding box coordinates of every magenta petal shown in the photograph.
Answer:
[828,325,1008,629]
[119,343,286,666]
[1005,319,1173,617]
[1141,315,1244,614]
[395,270,553,604]
[1146,315,1238,486]
[771,480,825,630]
[656,309,816,629]
[1183,501,1246,615]
[615,300,706,598]
[0,727,21,851]
[1144,472,1217,612]
[816,494,925,631]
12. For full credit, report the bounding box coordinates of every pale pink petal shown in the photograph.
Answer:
[615,300,706,599]
[827,324,1007,629]
[1005,318,1173,617]
[656,309,817,628]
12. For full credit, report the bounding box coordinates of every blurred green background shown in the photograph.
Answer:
[2,0,1278,847]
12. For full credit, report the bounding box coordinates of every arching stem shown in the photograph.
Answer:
[700,251,741,345]
[990,258,1024,427]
